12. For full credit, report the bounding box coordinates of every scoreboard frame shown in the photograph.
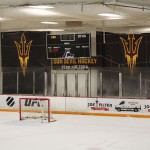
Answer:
[46,33,91,59]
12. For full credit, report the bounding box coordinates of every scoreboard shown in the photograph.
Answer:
[46,33,91,59]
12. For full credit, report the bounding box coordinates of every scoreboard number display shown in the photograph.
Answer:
[46,33,91,58]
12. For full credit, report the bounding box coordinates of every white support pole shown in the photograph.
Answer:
[33,70,35,95]
[100,73,103,97]
[44,72,48,96]
[139,73,142,98]
[54,71,57,96]
[17,71,19,94]
[65,71,67,97]
[119,73,122,98]
[0,32,2,94]
[91,30,96,56]
[87,73,89,97]
[75,73,78,97]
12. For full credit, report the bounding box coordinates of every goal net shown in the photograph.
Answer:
[19,97,54,122]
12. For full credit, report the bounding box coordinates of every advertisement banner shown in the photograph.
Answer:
[87,98,150,115]
[0,95,150,116]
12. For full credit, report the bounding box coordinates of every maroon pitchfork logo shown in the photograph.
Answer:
[120,33,143,75]
[14,33,32,76]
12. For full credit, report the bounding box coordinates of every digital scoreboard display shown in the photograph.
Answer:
[46,33,91,59]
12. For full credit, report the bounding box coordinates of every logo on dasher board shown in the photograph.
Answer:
[6,97,15,107]
[24,100,40,107]
[88,99,112,111]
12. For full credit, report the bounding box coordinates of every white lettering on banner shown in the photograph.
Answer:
[78,34,86,38]
[62,65,88,70]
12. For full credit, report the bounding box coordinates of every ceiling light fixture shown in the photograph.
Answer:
[41,21,58,24]
[28,5,54,9]
[0,17,6,21]
[22,8,59,16]
[37,29,64,31]
[7,28,64,32]
[98,13,121,17]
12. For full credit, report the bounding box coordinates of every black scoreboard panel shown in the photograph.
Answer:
[46,33,91,58]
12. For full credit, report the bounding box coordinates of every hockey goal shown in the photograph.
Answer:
[19,97,54,122]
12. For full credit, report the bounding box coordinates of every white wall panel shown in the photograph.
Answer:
[57,73,65,96]
[67,74,76,97]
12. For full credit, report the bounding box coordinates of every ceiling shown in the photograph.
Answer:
[0,0,150,34]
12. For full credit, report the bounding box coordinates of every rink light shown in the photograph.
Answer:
[98,13,121,17]
[41,21,58,24]
[21,8,59,16]
[33,29,65,31]
[0,17,6,21]
[98,13,123,19]
[28,5,55,9]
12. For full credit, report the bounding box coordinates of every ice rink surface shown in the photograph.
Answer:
[0,112,150,150]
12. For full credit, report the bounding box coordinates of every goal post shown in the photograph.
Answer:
[19,97,52,122]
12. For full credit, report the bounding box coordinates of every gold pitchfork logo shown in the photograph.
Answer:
[120,33,143,75]
[14,33,32,76]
